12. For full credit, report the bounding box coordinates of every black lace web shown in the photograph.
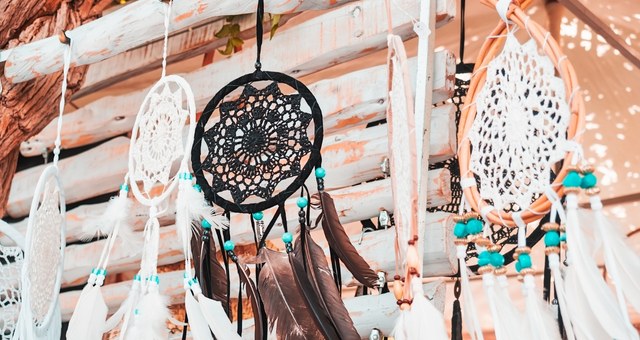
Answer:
[201,82,313,204]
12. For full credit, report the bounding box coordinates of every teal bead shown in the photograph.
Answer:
[560,233,566,242]
[515,261,522,272]
[297,197,308,208]
[119,184,129,192]
[581,172,597,189]
[193,184,202,192]
[134,274,141,281]
[544,231,561,247]
[563,171,582,188]
[315,167,326,179]
[201,219,212,229]
[466,218,483,235]
[490,252,505,267]
[252,211,264,220]
[453,222,468,238]
[478,251,491,266]
[223,240,235,251]
[518,253,532,269]
[282,232,294,244]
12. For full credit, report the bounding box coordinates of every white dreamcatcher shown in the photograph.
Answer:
[12,36,70,340]
[0,220,25,340]
[67,2,224,339]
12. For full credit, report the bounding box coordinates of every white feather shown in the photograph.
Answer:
[588,196,640,314]
[124,284,170,340]
[521,274,561,340]
[114,279,142,338]
[184,289,213,340]
[546,253,576,340]
[198,294,241,340]
[66,284,108,340]
[564,193,638,340]
[81,189,130,241]
[483,273,524,340]
[391,280,448,340]
[456,245,484,340]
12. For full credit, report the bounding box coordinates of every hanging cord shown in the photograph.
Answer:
[254,0,264,70]
[52,34,73,168]
[451,267,463,340]
[459,0,466,63]
[160,0,173,78]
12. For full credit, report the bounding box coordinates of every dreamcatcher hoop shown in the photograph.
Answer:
[457,0,586,226]
[128,74,197,206]
[192,70,324,213]
[21,165,66,334]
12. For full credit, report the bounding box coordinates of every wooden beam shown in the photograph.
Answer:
[10,101,455,218]
[22,47,455,157]
[59,172,452,287]
[60,274,445,339]
[7,137,130,218]
[2,0,358,83]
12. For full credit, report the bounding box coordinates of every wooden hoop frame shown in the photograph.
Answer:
[457,0,586,227]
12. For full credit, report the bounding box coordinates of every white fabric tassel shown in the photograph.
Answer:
[191,281,241,340]
[482,272,522,340]
[564,193,638,340]
[81,188,130,241]
[522,274,561,340]
[547,253,576,340]
[588,195,640,314]
[125,281,170,340]
[456,245,484,340]
[392,280,448,340]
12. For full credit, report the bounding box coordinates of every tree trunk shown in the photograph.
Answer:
[0,0,110,216]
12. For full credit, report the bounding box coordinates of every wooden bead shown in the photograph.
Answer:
[541,222,560,231]
[545,246,561,255]
[563,187,581,194]
[493,267,507,276]
[393,279,404,301]
[463,212,481,221]
[474,237,492,247]
[454,238,469,246]
[488,244,501,253]
[453,215,465,223]
[515,247,531,255]
[585,187,601,196]
[478,266,493,274]
[406,245,419,270]
[579,164,595,174]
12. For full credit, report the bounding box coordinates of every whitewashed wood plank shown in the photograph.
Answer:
[3,0,357,83]
[60,171,451,287]
[20,4,456,156]
[6,137,130,218]
[11,104,454,218]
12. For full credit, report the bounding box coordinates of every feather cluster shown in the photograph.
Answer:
[81,189,132,242]
[392,280,448,340]
[124,284,170,340]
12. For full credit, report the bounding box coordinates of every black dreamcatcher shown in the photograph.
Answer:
[190,1,378,339]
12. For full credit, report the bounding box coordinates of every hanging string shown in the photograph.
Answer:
[254,0,264,70]
[52,35,73,168]
[459,0,466,63]
[160,0,173,78]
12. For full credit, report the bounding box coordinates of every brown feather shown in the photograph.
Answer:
[295,227,360,340]
[318,191,379,287]
[190,226,228,311]
[235,260,264,340]
[256,248,326,340]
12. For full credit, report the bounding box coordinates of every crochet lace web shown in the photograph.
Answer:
[27,179,62,325]
[0,246,23,339]
[468,33,569,211]
[132,80,190,195]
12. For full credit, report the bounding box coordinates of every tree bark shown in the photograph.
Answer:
[0,0,110,216]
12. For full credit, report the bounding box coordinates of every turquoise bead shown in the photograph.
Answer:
[282,232,294,244]
[466,218,483,235]
[563,171,582,188]
[490,252,505,267]
[478,251,491,266]
[560,233,566,242]
[223,240,235,251]
[297,197,308,208]
[518,253,532,269]
[515,261,522,272]
[453,222,468,238]
[315,167,326,179]
[193,184,202,192]
[134,274,141,281]
[544,231,561,247]
[252,211,264,220]
[581,172,597,189]
[201,219,212,229]
[120,184,129,192]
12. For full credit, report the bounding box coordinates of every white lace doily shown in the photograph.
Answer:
[468,33,570,210]
[26,177,63,325]
[129,75,196,206]
[0,245,23,340]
